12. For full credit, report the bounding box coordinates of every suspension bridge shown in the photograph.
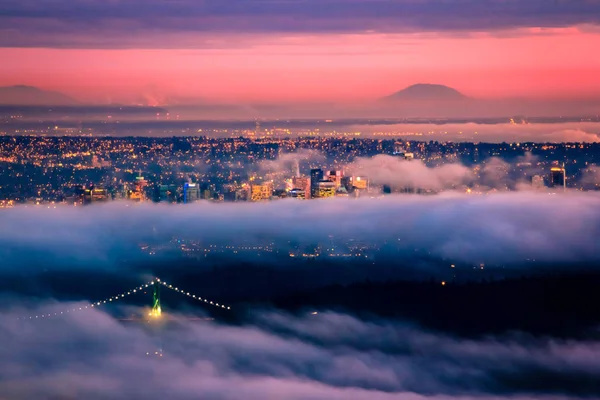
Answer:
[16,277,231,321]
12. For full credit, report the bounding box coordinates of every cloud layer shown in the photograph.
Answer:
[1,192,600,277]
[2,306,600,399]
[347,155,473,190]
[351,122,600,143]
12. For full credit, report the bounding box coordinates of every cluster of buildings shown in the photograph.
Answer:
[68,159,570,206]
[285,169,368,200]
[66,165,373,205]
[199,168,370,203]
[531,163,567,192]
[66,173,149,205]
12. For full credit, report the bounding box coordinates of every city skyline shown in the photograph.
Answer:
[0,135,595,206]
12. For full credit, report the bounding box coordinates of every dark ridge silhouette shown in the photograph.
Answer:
[269,272,600,338]
[382,83,469,102]
[0,85,79,106]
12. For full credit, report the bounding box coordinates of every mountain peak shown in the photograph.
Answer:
[382,84,469,102]
[9,84,36,89]
[0,85,79,105]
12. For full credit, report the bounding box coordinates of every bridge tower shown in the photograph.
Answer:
[150,281,161,317]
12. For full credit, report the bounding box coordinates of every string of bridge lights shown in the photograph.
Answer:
[16,278,230,321]
[156,278,231,310]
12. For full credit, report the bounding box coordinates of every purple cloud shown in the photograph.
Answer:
[2,306,600,398]
[1,0,600,48]
[1,192,600,275]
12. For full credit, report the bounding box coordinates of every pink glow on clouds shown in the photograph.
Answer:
[1,29,599,104]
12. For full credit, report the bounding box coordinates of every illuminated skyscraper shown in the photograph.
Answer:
[348,176,368,190]
[310,168,324,198]
[549,165,566,192]
[314,180,335,198]
[292,176,311,199]
[200,183,216,200]
[183,182,200,203]
[129,173,148,202]
[83,186,108,204]
[341,176,369,197]
[288,188,307,199]
[325,170,343,188]
[251,182,273,201]
[310,168,323,184]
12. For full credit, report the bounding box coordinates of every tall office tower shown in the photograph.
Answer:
[325,170,343,188]
[250,182,273,201]
[129,173,148,202]
[341,176,369,197]
[531,175,545,190]
[110,183,127,200]
[293,176,311,199]
[310,168,324,184]
[314,180,336,198]
[183,182,200,203]
[549,165,566,192]
[199,183,216,200]
[288,188,307,199]
[82,186,109,204]
[350,176,369,190]
[310,168,324,198]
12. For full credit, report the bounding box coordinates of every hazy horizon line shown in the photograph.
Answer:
[3,83,600,107]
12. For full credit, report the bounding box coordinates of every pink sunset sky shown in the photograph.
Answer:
[1,0,600,105]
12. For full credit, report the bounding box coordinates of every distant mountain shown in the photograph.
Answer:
[381,84,469,102]
[0,85,79,105]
